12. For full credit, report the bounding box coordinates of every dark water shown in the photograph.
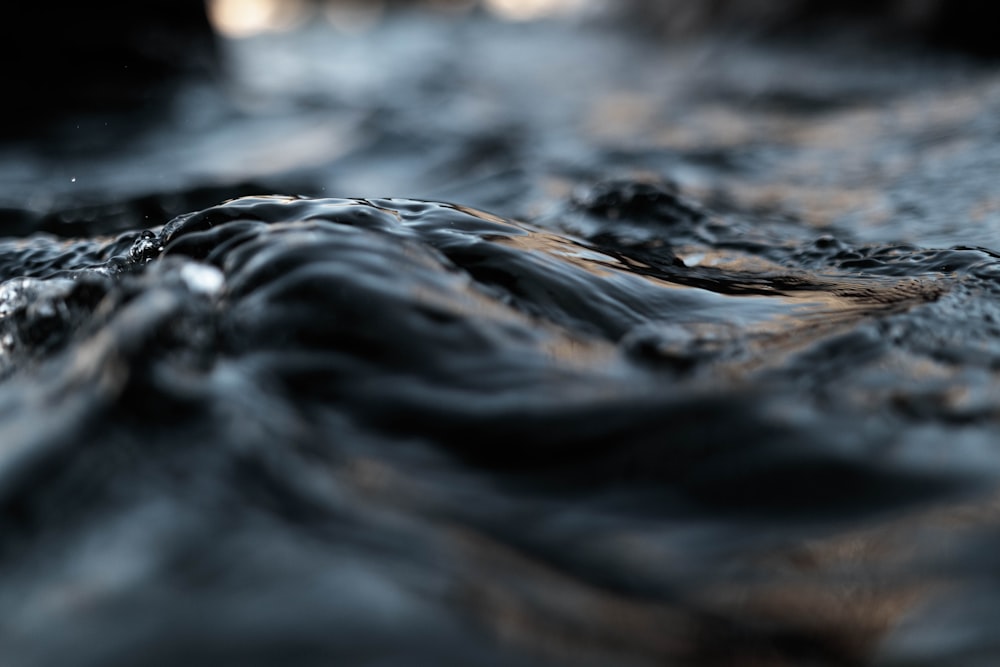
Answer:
[5,7,1000,667]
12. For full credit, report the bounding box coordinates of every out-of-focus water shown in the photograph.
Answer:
[4,5,1000,666]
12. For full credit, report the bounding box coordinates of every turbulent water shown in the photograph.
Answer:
[5,7,1000,667]
[0,188,995,666]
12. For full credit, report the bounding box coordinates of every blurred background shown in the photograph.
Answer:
[1,1,999,243]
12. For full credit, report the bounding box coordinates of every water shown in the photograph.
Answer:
[3,6,1000,667]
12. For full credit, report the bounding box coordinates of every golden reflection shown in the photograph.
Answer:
[206,0,310,38]
[675,248,789,272]
[208,0,595,35]
[482,0,591,22]
[481,218,949,386]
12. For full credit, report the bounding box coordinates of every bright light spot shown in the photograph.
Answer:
[70,177,76,183]
[483,0,589,21]
[180,263,225,296]
[207,0,310,38]
[323,0,385,34]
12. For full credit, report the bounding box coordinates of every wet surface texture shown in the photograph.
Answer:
[4,5,1000,666]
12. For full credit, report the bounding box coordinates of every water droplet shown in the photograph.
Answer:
[129,230,163,263]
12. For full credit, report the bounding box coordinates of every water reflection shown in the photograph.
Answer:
[481,0,592,21]
[207,0,597,37]
[207,0,312,37]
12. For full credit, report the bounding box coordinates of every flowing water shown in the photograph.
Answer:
[4,6,1000,666]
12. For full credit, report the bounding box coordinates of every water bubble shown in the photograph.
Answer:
[129,230,163,264]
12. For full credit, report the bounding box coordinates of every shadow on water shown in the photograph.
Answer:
[4,1,1000,666]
